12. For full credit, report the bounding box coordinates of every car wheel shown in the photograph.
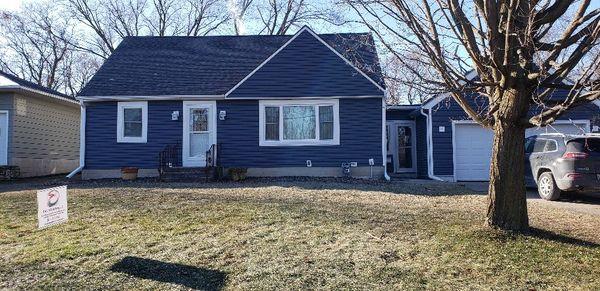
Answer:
[537,172,561,201]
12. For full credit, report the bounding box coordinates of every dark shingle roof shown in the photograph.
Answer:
[0,70,73,99]
[78,32,383,97]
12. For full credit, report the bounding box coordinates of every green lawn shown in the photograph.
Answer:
[1,179,598,290]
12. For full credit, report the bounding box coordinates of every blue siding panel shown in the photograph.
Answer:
[386,109,414,120]
[228,30,383,98]
[430,94,600,176]
[85,98,383,170]
[415,115,428,178]
[217,98,383,168]
[85,101,183,169]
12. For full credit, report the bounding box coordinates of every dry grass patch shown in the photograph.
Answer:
[0,179,598,290]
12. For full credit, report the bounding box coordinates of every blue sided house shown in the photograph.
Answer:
[386,71,600,182]
[74,26,388,179]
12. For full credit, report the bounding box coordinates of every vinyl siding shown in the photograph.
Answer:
[0,93,14,164]
[430,94,600,176]
[386,109,415,120]
[228,30,383,98]
[10,94,79,160]
[0,93,80,176]
[218,98,383,168]
[85,98,384,170]
[85,101,182,169]
[415,115,428,178]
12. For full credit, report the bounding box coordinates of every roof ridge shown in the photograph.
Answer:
[121,32,372,39]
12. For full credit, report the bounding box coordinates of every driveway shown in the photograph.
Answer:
[462,182,600,216]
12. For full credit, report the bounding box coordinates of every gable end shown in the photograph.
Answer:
[226,26,385,98]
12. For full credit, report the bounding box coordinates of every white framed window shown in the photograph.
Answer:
[259,99,340,146]
[117,101,148,143]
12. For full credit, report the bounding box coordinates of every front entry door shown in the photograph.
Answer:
[182,101,216,167]
[386,121,416,173]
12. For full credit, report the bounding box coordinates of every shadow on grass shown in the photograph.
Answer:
[110,256,226,290]
[528,228,599,248]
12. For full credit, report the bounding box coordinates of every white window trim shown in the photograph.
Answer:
[259,99,340,146]
[0,110,9,166]
[117,101,148,143]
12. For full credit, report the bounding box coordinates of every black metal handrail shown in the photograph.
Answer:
[206,144,218,168]
[158,142,219,181]
[158,142,182,180]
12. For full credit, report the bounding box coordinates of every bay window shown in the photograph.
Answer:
[259,100,339,146]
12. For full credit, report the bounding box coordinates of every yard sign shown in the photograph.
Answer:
[37,185,68,229]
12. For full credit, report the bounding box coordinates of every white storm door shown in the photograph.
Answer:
[182,101,216,167]
[386,121,417,173]
[0,111,7,165]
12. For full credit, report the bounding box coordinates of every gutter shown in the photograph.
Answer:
[419,108,444,181]
[0,85,79,105]
[382,98,391,181]
[67,101,86,178]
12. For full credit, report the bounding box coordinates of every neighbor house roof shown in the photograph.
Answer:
[78,28,384,98]
[422,70,600,110]
[0,70,76,102]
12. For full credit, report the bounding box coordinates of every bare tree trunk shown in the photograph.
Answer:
[486,89,529,231]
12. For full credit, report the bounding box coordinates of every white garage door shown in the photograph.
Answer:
[453,121,589,181]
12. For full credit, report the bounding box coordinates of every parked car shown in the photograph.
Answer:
[525,133,600,200]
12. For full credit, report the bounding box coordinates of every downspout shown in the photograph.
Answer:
[420,108,444,181]
[382,98,391,181]
[67,101,86,178]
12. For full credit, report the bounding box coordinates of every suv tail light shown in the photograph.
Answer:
[562,152,589,159]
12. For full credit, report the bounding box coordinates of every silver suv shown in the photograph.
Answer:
[525,133,600,200]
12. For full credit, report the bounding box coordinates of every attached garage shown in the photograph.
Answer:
[413,73,600,182]
[452,120,591,181]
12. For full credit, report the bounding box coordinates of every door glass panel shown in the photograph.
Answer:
[190,133,209,157]
[397,126,413,169]
[189,107,210,158]
[191,108,208,132]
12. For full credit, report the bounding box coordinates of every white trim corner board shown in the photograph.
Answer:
[0,110,8,165]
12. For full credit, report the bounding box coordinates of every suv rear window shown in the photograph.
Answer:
[567,138,600,153]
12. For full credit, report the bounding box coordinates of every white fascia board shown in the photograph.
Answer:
[225,26,385,97]
[422,70,478,110]
[0,85,79,105]
[422,92,451,110]
[226,95,383,100]
[386,105,422,110]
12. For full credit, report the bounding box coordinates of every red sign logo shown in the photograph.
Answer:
[47,190,60,207]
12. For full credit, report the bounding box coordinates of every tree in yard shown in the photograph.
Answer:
[383,54,440,104]
[0,2,76,91]
[345,0,600,230]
